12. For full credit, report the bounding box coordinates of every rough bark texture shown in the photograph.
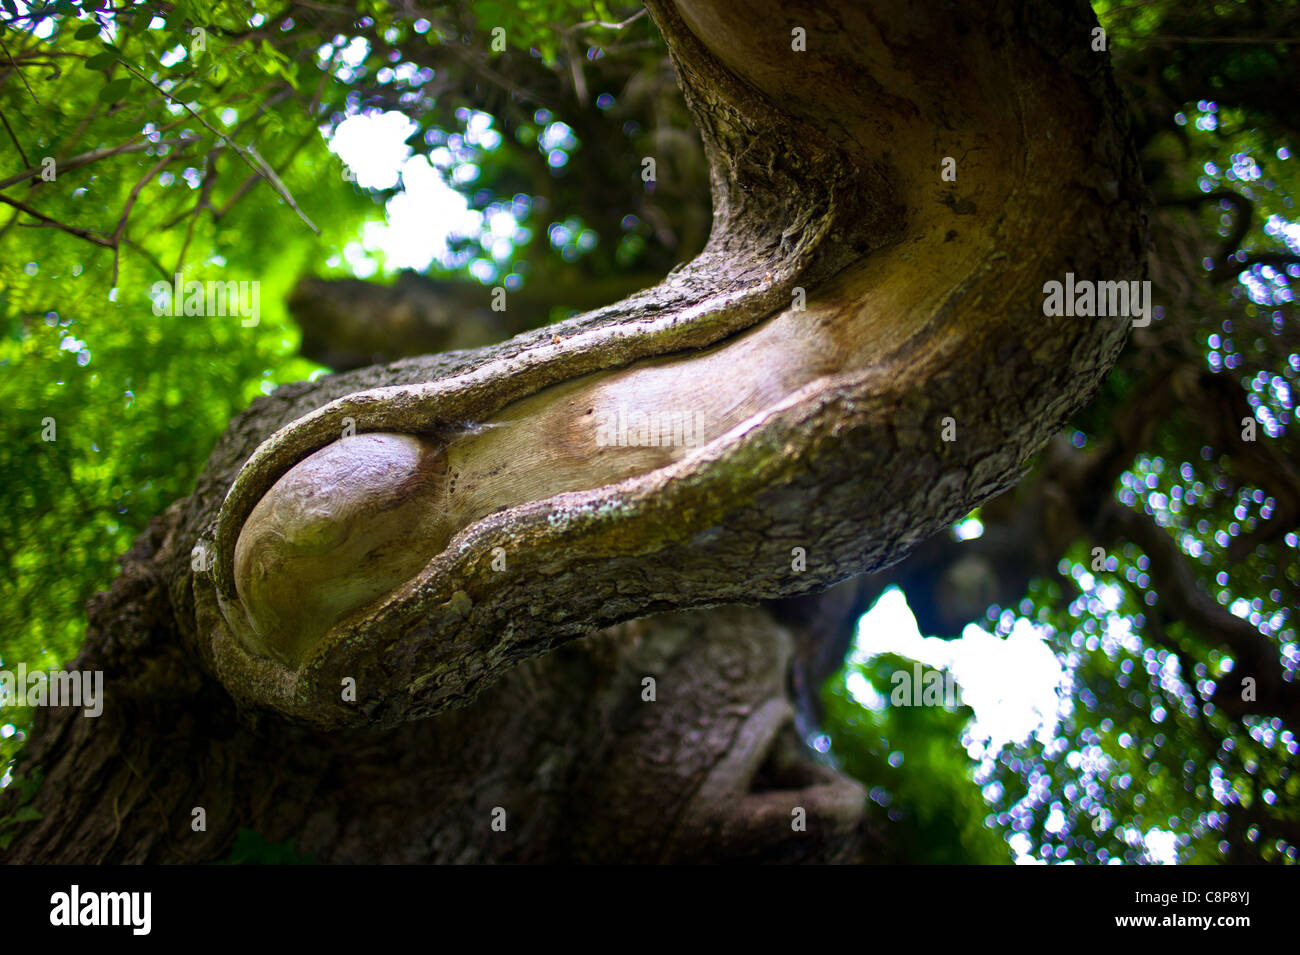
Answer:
[13,517,872,863]
[5,0,1146,863]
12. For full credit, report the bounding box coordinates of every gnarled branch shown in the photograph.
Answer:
[169,0,1147,728]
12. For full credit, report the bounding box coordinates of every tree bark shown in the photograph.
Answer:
[11,512,873,862]
[4,0,1146,863]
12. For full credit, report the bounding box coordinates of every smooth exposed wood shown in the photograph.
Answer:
[204,0,1145,726]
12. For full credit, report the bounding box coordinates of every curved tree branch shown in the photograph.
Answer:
[169,0,1148,728]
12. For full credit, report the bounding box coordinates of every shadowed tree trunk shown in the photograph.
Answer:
[4,0,1145,863]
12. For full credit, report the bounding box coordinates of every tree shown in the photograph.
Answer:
[1,0,1292,864]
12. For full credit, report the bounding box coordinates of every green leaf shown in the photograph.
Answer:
[97,77,132,102]
[74,22,101,41]
[85,51,118,71]
[259,38,288,65]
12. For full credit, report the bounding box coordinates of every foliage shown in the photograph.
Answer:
[823,654,1011,864]
[821,0,1299,863]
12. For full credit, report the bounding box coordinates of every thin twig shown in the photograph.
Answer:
[214,170,263,221]
[172,153,219,271]
[0,109,31,168]
[243,141,317,233]
[308,47,335,117]
[560,30,588,106]
[113,58,319,234]
[572,8,648,30]
[214,128,314,222]
[289,0,355,12]
[0,135,199,190]
[0,30,38,103]
[0,192,113,246]
[123,237,171,281]
[111,152,180,286]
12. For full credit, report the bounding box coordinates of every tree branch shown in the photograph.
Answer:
[112,58,320,234]
[172,0,1148,728]
[0,134,201,191]
[0,192,113,246]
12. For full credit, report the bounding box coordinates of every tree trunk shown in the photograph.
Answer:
[11,509,872,862]
[4,0,1145,863]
